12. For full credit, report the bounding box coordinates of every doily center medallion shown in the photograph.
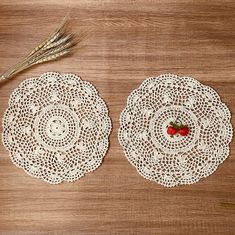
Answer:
[34,104,80,151]
[2,72,112,184]
[150,105,200,154]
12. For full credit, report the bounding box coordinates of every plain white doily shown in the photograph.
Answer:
[2,72,112,184]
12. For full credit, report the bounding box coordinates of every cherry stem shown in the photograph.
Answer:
[175,116,182,125]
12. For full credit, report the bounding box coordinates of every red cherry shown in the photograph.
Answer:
[178,127,189,136]
[167,126,177,135]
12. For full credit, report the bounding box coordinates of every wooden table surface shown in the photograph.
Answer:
[0,0,235,234]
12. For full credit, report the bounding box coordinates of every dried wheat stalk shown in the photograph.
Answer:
[0,20,76,82]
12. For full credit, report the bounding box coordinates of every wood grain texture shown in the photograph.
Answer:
[0,0,235,234]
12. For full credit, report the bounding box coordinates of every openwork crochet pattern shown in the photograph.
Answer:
[119,74,233,187]
[2,72,112,184]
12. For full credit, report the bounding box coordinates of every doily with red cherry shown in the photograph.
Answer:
[119,74,233,187]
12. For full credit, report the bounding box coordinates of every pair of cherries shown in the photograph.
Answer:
[167,120,190,136]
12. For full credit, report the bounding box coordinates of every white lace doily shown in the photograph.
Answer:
[119,74,233,187]
[2,72,112,184]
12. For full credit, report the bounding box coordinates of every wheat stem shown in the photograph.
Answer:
[0,18,76,82]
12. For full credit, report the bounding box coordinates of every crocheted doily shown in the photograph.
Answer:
[119,74,233,187]
[2,72,112,184]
